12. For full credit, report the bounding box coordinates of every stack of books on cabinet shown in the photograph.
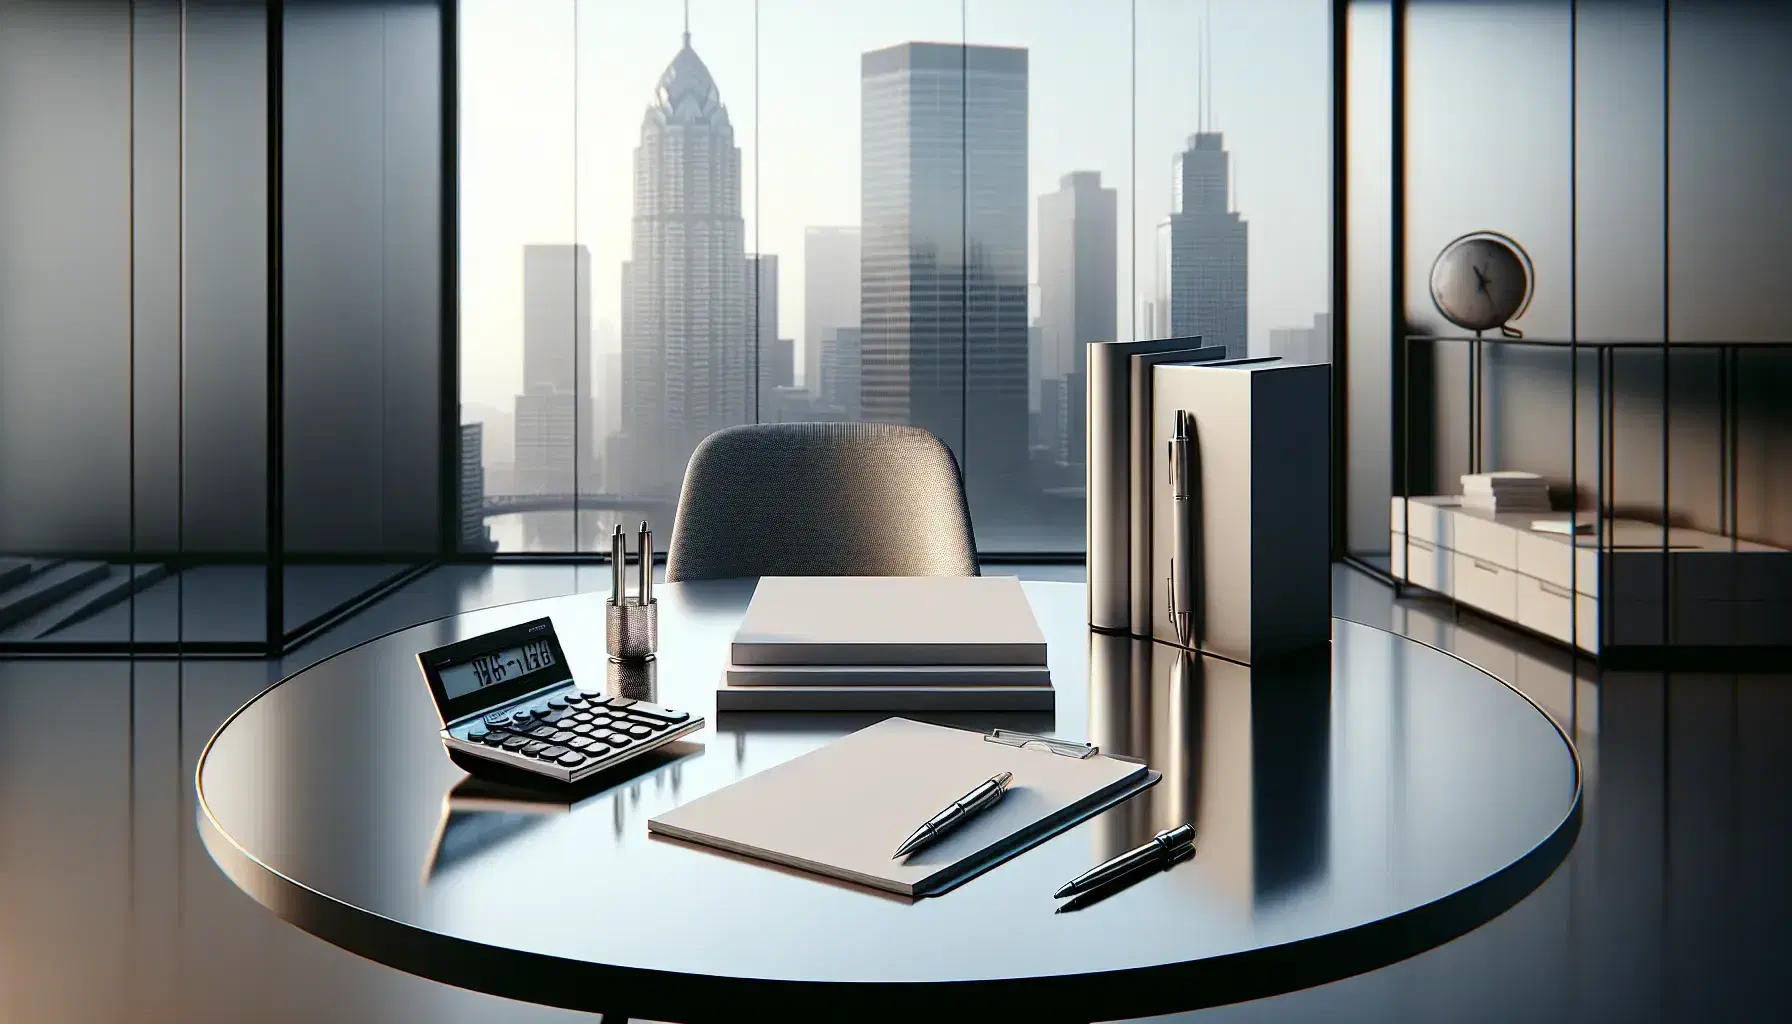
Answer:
[1392,494,1792,653]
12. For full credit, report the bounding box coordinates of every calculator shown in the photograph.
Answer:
[417,616,704,784]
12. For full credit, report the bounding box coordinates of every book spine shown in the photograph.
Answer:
[1087,343,1132,632]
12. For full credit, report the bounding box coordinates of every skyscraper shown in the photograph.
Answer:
[748,253,784,403]
[459,421,492,551]
[516,245,596,493]
[619,26,749,495]
[819,326,862,420]
[523,245,591,394]
[1168,133,1248,358]
[514,386,581,494]
[860,42,1028,515]
[1037,171,1116,466]
[1269,313,1332,364]
[803,227,860,394]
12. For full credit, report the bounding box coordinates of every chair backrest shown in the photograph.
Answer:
[664,422,981,583]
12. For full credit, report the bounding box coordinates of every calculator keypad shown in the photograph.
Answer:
[455,693,695,777]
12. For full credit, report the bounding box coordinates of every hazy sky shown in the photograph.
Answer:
[459,0,1331,415]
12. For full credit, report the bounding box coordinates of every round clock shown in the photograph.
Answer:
[1429,231,1534,338]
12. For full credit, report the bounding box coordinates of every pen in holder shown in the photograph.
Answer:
[606,520,658,663]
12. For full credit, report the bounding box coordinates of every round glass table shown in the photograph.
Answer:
[198,580,1580,1023]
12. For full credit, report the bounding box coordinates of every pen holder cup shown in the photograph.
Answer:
[605,599,658,663]
[605,657,658,702]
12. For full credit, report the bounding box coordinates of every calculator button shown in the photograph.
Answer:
[522,741,549,756]
[555,751,584,767]
[506,708,537,725]
[551,730,577,744]
[542,709,569,724]
[619,714,666,730]
[525,725,552,739]
[629,705,691,724]
[588,715,614,728]
[466,727,489,744]
[539,745,568,759]
[569,723,593,735]
[582,693,611,704]
[483,712,512,726]
[502,736,530,751]
[625,725,653,739]
[595,731,630,747]
[476,730,505,745]
[548,695,572,709]
[607,697,636,708]
[571,712,594,723]
[569,737,594,750]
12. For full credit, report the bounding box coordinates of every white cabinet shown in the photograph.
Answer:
[1391,495,1791,654]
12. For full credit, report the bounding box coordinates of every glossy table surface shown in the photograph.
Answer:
[197,580,1581,1023]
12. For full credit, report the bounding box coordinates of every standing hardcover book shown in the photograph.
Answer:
[1085,336,1219,633]
[1128,344,1227,635]
[1150,359,1331,664]
[648,718,1159,897]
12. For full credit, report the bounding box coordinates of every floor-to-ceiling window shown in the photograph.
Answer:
[458,0,1335,555]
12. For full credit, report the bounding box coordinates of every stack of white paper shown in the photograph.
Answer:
[1461,471,1551,513]
[719,576,1053,711]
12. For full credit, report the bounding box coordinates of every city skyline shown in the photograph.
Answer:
[464,8,1329,553]
[458,0,1331,417]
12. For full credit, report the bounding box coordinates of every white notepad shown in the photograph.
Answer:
[647,718,1156,897]
[731,576,1048,667]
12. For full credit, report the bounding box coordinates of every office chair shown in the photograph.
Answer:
[665,422,981,582]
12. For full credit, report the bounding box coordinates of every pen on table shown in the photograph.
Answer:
[610,525,626,605]
[1053,824,1195,900]
[1055,842,1196,913]
[637,520,653,605]
[893,771,1013,859]
[1169,411,1195,646]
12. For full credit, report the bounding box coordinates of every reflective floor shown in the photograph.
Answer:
[1,563,1787,1022]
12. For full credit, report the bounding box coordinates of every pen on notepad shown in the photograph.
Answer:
[893,771,1013,859]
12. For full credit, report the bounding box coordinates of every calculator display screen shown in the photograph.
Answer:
[437,640,557,699]
[417,617,573,725]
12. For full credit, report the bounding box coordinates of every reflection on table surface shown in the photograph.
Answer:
[426,741,703,882]
[1088,638,1333,913]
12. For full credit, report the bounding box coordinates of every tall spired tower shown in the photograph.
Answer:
[619,22,749,494]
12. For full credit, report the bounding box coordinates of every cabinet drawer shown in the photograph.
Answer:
[1515,529,1599,598]
[1390,496,1455,547]
[1452,512,1519,570]
[1516,575,1600,652]
[1391,533,1451,594]
[1453,552,1517,621]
